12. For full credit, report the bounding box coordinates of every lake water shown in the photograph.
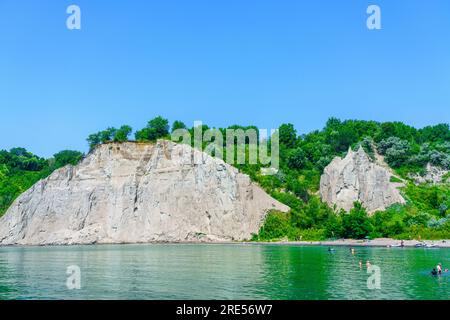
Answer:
[0,244,449,300]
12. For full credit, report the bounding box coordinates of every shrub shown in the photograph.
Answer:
[52,150,84,168]
[341,202,373,239]
[256,211,291,240]
[378,137,412,168]
[287,147,307,169]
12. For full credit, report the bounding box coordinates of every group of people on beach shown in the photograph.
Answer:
[431,263,448,276]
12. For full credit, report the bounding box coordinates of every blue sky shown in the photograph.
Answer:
[1,0,449,157]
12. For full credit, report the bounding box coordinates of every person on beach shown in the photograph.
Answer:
[400,240,404,247]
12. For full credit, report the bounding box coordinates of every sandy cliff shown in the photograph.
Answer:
[0,141,288,245]
[320,147,405,214]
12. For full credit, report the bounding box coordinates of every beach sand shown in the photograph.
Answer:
[244,238,450,248]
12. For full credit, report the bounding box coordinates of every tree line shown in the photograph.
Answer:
[1,116,449,241]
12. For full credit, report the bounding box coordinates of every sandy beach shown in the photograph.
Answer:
[244,238,450,248]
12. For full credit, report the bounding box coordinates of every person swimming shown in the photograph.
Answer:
[366,260,371,268]
[431,268,438,276]
[437,263,442,275]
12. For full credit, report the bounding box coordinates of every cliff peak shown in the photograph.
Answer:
[320,147,405,214]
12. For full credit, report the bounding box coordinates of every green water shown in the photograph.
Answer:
[0,244,449,300]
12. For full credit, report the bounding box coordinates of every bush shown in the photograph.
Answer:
[429,150,450,169]
[255,211,291,240]
[341,202,373,239]
[324,214,343,239]
[287,147,307,169]
[114,125,133,142]
[52,150,84,169]
[292,228,326,241]
[378,137,412,168]
[278,124,297,148]
[135,116,170,141]
[285,177,309,202]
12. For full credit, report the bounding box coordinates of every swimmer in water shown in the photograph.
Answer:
[359,260,362,269]
[437,263,442,275]
[366,260,371,268]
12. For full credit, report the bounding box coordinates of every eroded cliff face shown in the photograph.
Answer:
[320,147,405,214]
[0,141,288,245]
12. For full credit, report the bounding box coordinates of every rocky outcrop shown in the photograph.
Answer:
[409,163,449,185]
[0,141,288,245]
[320,147,405,214]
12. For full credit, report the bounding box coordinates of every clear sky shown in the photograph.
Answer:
[1,0,449,157]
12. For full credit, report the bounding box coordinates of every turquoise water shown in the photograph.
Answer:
[0,244,449,300]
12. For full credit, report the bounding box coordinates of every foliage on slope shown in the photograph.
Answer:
[0,149,83,216]
[1,116,449,241]
[247,119,450,241]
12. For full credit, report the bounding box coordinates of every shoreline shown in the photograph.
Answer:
[246,238,450,248]
[1,238,450,248]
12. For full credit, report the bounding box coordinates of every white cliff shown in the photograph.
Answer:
[0,141,288,245]
[320,147,405,214]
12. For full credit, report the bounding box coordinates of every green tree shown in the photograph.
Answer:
[326,126,358,153]
[325,213,343,239]
[53,150,84,168]
[114,125,133,142]
[0,164,8,179]
[287,147,306,169]
[279,123,297,148]
[256,211,290,240]
[87,133,101,150]
[341,202,373,239]
[172,120,187,133]
[286,177,309,202]
[100,127,117,143]
[377,137,412,168]
[375,122,418,142]
[148,116,169,137]
[418,124,450,144]
[135,116,170,141]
